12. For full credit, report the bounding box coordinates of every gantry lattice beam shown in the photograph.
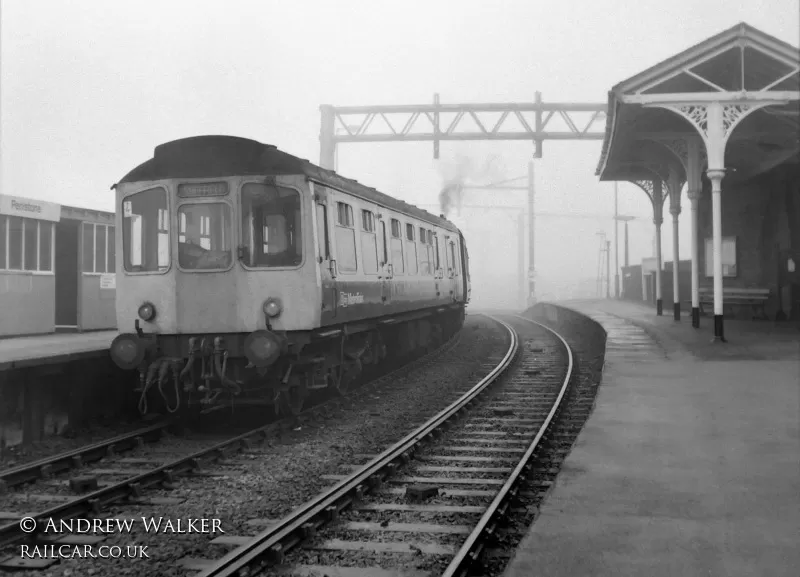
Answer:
[319,92,607,169]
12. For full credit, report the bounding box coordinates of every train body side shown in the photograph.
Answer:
[312,182,467,328]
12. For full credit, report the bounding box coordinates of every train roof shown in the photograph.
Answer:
[116,135,459,232]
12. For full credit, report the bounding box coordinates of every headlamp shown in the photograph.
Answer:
[243,330,282,368]
[138,302,156,322]
[110,333,145,370]
[263,298,282,318]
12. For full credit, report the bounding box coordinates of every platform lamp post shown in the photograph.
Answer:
[615,215,636,298]
[614,182,619,299]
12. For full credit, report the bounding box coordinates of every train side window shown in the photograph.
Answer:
[335,201,357,273]
[380,220,388,265]
[361,210,375,232]
[445,236,453,271]
[405,223,417,275]
[360,209,378,274]
[390,218,404,274]
[337,202,353,227]
[315,203,329,260]
[418,227,430,275]
[241,183,301,269]
[449,239,458,274]
[433,233,440,270]
[123,187,169,273]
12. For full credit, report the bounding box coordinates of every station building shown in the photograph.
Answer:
[0,194,117,337]
[598,23,800,335]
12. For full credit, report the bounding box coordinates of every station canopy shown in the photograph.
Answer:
[596,22,800,184]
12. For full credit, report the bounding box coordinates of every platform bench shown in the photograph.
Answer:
[694,287,770,320]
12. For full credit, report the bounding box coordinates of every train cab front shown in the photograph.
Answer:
[111,178,301,416]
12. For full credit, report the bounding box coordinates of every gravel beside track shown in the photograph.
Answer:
[2,313,509,577]
[1,421,162,469]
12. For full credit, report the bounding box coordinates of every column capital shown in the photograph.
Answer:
[706,168,726,182]
[687,188,702,201]
[670,205,681,217]
[653,216,663,226]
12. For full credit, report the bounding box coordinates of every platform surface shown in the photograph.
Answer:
[504,299,799,577]
[0,330,118,370]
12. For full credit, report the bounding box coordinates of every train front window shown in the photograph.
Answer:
[177,203,233,270]
[123,187,169,273]
[240,183,302,268]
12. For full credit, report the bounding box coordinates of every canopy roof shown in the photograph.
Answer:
[597,22,800,184]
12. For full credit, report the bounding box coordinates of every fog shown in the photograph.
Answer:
[2,0,797,309]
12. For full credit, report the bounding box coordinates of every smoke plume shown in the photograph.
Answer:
[438,154,505,219]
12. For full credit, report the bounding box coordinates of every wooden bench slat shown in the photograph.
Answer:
[692,287,770,319]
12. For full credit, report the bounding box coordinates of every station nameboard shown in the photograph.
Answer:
[0,195,61,222]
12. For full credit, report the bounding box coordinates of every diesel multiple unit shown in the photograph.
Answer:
[109,136,471,416]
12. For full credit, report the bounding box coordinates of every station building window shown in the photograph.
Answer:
[0,215,55,272]
[82,223,116,273]
[335,201,357,273]
[704,237,737,278]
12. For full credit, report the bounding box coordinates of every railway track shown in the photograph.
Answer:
[0,421,175,491]
[185,314,576,577]
[0,329,470,570]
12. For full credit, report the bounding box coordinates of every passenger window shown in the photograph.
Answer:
[360,209,378,274]
[239,183,302,269]
[335,201,357,273]
[380,220,388,265]
[418,227,430,275]
[405,224,418,275]
[361,210,375,232]
[337,202,354,227]
[390,218,404,274]
[316,203,329,260]
[445,236,453,270]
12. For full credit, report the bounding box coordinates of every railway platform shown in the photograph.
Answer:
[0,330,117,372]
[504,299,799,577]
[1,331,120,445]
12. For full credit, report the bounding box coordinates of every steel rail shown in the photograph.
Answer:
[440,314,575,577]
[0,330,465,549]
[0,420,174,489]
[195,316,519,577]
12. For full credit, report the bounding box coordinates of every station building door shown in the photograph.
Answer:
[55,219,79,331]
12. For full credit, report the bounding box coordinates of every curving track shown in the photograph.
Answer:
[0,330,468,570]
[190,314,576,577]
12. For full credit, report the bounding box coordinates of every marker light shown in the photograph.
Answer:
[243,330,282,368]
[263,298,282,318]
[138,302,156,322]
[110,333,145,370]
